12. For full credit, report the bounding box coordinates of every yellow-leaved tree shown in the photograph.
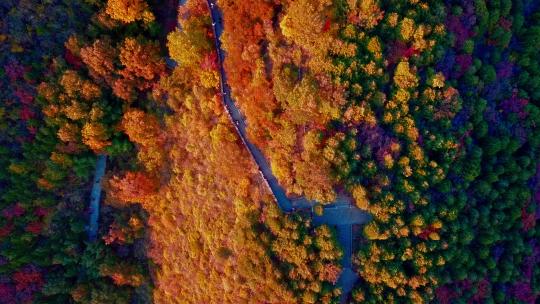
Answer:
[105,0,154,24]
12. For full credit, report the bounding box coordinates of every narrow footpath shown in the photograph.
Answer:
[88,154,107,241]
[205,1,371,301]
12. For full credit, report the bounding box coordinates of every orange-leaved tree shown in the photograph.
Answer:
[121,109,163,148]
[119,37,166,83]
[120,109,165,171]
[108,171,158,204]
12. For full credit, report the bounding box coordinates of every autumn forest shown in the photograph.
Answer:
[1,0,539,303]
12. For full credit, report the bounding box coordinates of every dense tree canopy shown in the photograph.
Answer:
[2,0,540,303]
